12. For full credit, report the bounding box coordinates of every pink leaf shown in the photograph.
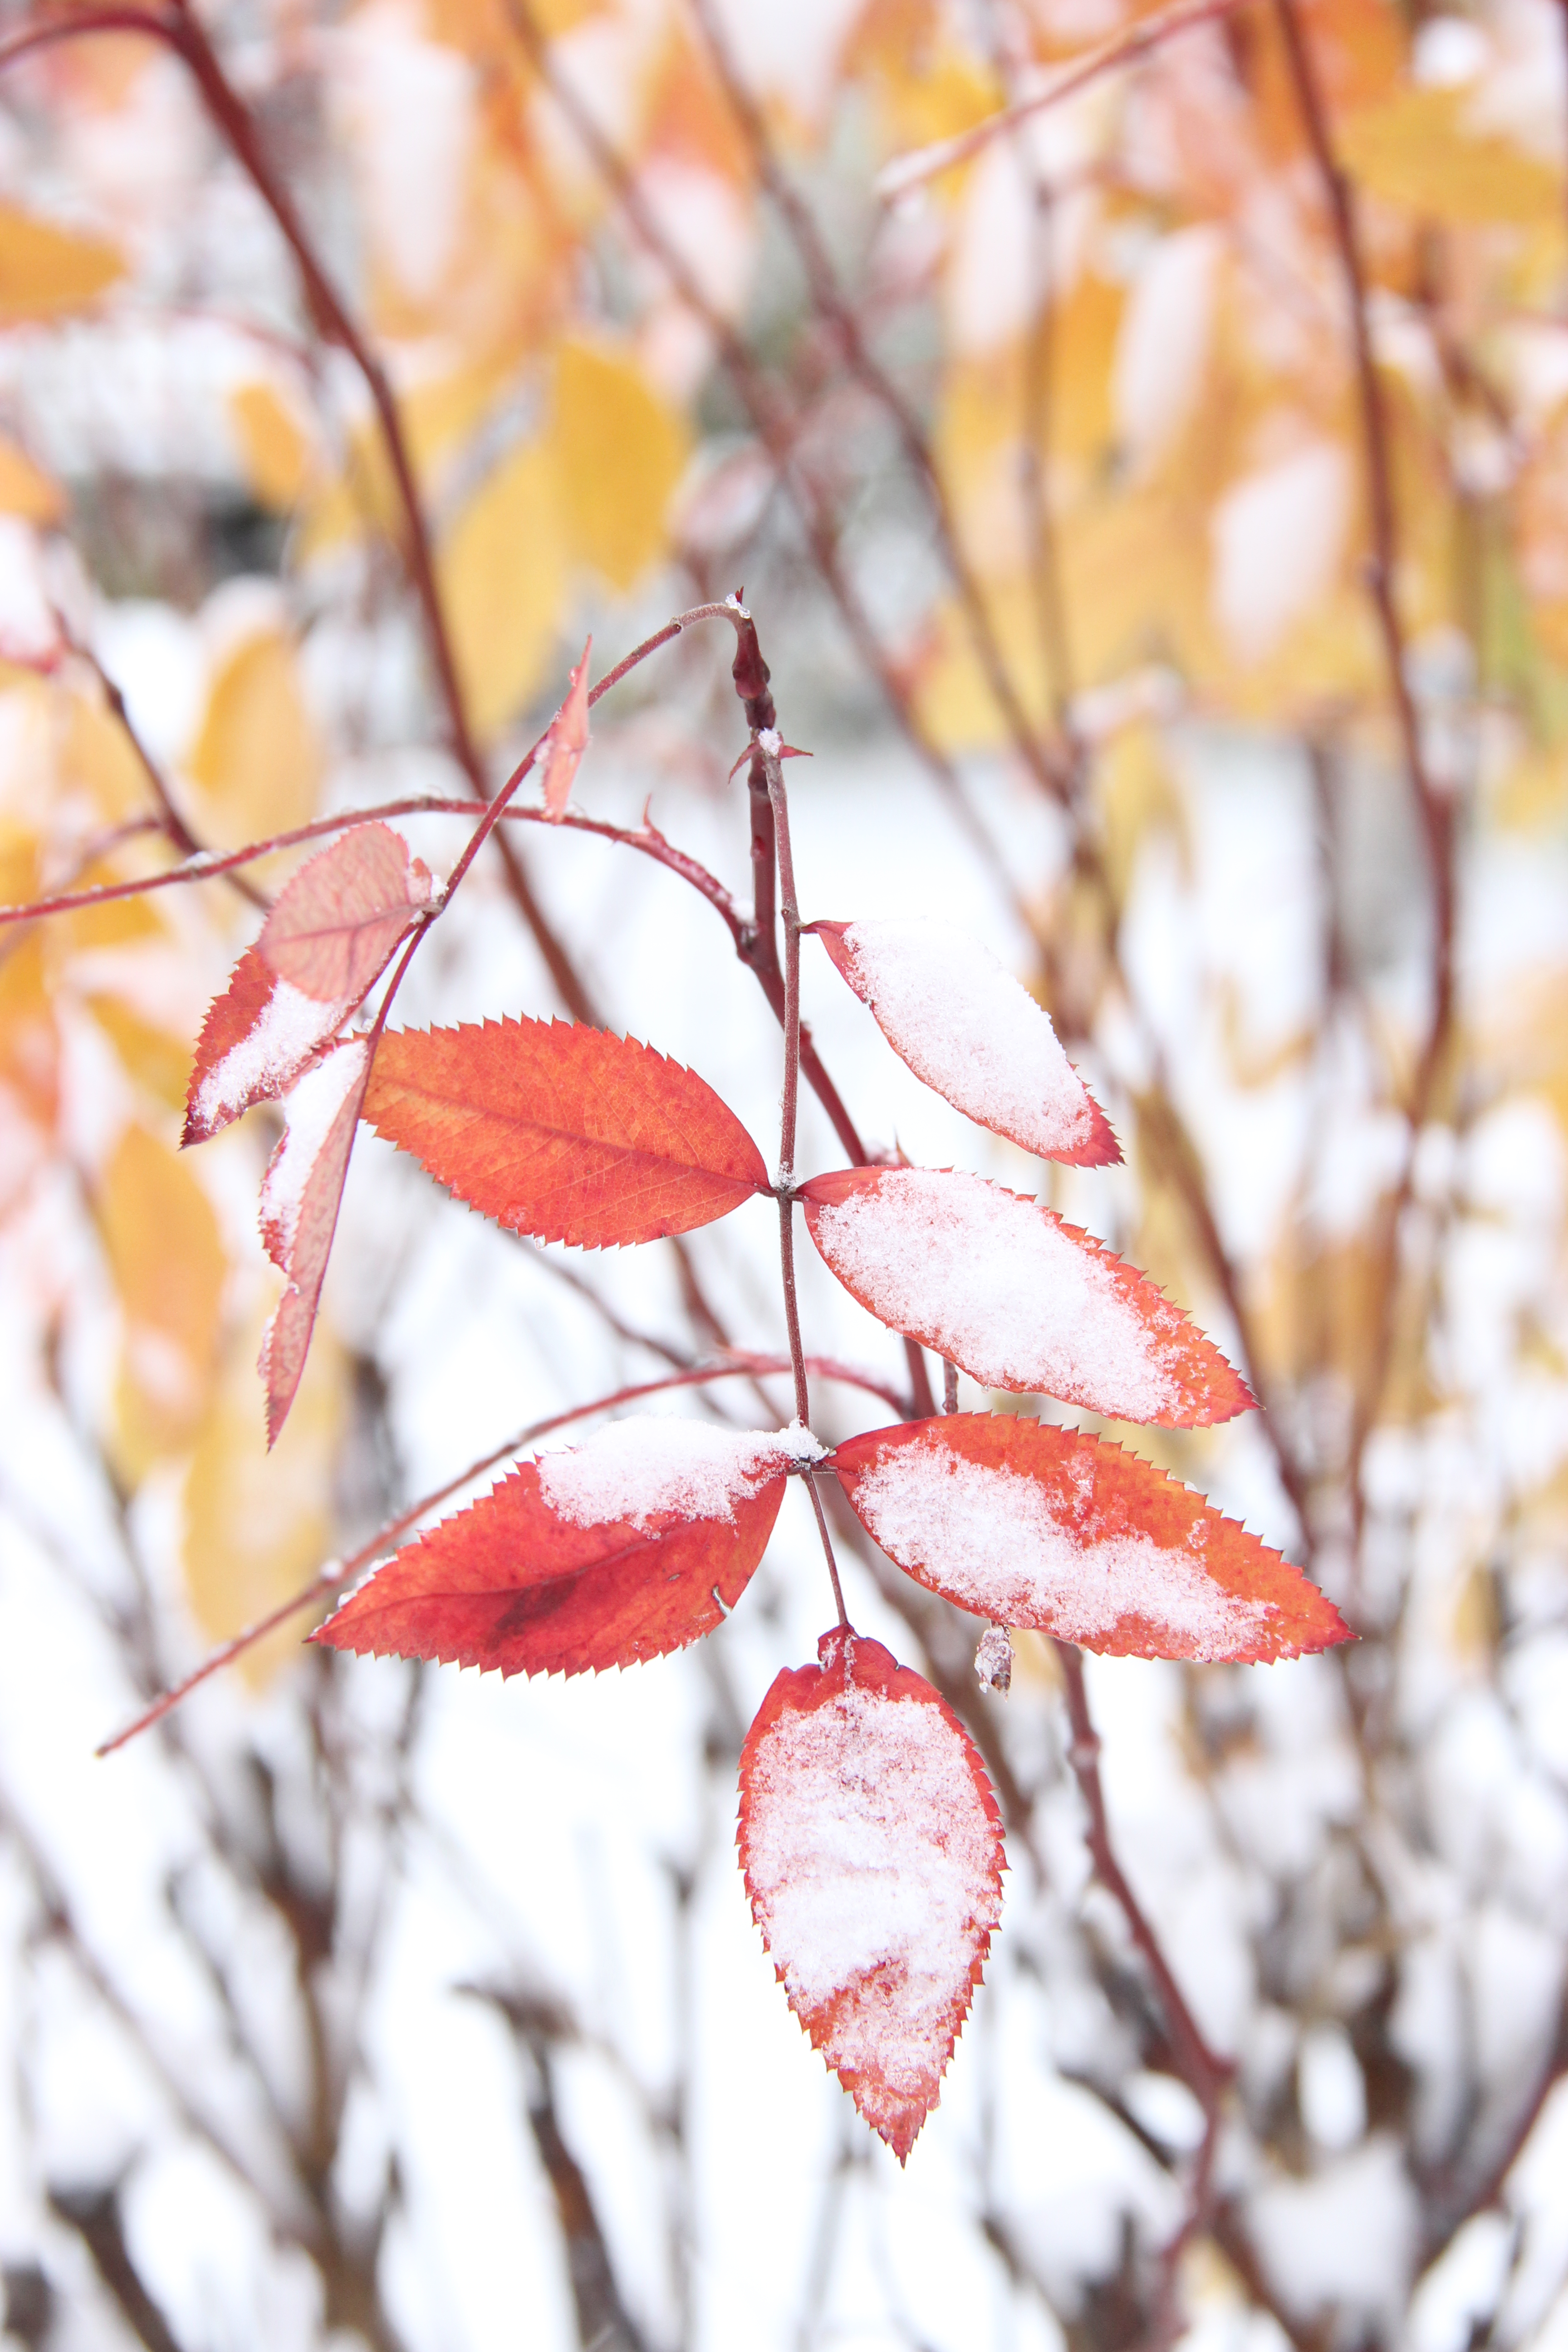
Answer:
[540,636,591,819]
[832,1414,1351,1662]
[802,1167,1251,1427]
[183,823,431,1147]
[808,918,1118,1166]
[258,820,433,1002]
[258,1039,369,1445]
[738,1627,1005,2163]
[315,1418,796,1676]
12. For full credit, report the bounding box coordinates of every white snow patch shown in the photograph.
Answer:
[744,1671,1001,2104]
[536,1417,808,1531]
[196,975,348,1131]
[811,1171,1185,1417]
[833,917,1101,1158]
[260,1039,369,1264]
[852,1436,1274,1656]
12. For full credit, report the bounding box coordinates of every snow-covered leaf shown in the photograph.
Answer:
[808,917,1118,1165]
[802,1168,1250,1427]
[833,1414,1350,1662]
[738,1626,1005,2163]
[258,1039,370,1446]
[539,635,591,819]
[258,821,433,1000]
[183,825,431,1146]
[362,1016,771,1246]
[315,1418,797,1676]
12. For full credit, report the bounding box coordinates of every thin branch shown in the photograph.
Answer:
[1268,0,1457,1557]
[876,0,1248,199]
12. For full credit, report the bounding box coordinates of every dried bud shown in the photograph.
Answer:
[975,1623,1012,1694]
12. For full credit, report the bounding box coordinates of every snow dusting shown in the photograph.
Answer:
[259,1038,370,1264]
[537,1416,806,1529]
[743,1660,1001,2142]
[196,974,349,1132]
[853,1435,1277,1658]
[811,1170,1186,1417]
[832,918,1103,1158]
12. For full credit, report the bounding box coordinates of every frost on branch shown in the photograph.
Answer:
[808,917,1118,1166]
[315,1418,797,1677]
[833,1415,1351,1663]
[258,1038,370,1445]
[183,823,432,1145]
[363,1016,770,1247]
[738,1627,1005,2164]
[803,1169,1251,1427]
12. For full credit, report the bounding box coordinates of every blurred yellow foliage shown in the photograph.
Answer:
[98,1123,227,1478]
[187,627,323,852]
[0,203,122,319]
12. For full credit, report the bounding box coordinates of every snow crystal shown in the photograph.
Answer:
[744,1668,1001,2109]
[852,1435,1275,1656]
[196,975,348,1131]
[536,1416,806,1530]
[259,1039,370,1262]
[812,1171,1184,1417]
[835,918,1100,1157]
[974,1625,1012,1693]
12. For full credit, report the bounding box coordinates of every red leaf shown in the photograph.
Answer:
[802,1167,1250,1428]
[258,820,433,1001]
[539,636,591,819]
[808,918,1119,1166]
[738,1626,1005,2163]
[183,824,431,1147]
[258,1038,370,1445]
[363,1017,771,1246]
[314,1418,794,1676]
[832,1414,1351,1663]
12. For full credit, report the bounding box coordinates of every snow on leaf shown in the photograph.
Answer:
[539,635,591,819]
[257,1039,369,1446]
[738,1627,1005,2163]
[182,825,431,1147]
[808,918,1118,1166]
[833,1414,1351,1662]
[362,1016,771,1247]
[257,821,433,1002]
[314,1418,795,1677]
[802,1168,1250,1427]
[183,948,339,1145]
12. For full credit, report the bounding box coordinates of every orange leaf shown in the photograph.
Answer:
[539,635,591,820]
[183,949,337,1146]
[808,918,1118,1166]
[363,1017,770,1246]
[833,1414,1350,1662]
[314,1418,794,1676]
[258,821,433,1001]
[258,1039,369,1445]
[802,1168,1250,1428]
[738,1627,1005,2163]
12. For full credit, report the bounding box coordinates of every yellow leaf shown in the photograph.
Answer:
[61,688,148,823]
[1339,87,1561,228]
[0,433,64,525]
[1095,723,1186,906]
[228,382,314,511]
[550,339,689,592]
[0,930,57,1131]
[438,436,566,742]
[0,203,123,321]
[187,627,323,851]
[84,995,192,1111]
[182,1305,345,1685]
[98,1123,226,1476]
